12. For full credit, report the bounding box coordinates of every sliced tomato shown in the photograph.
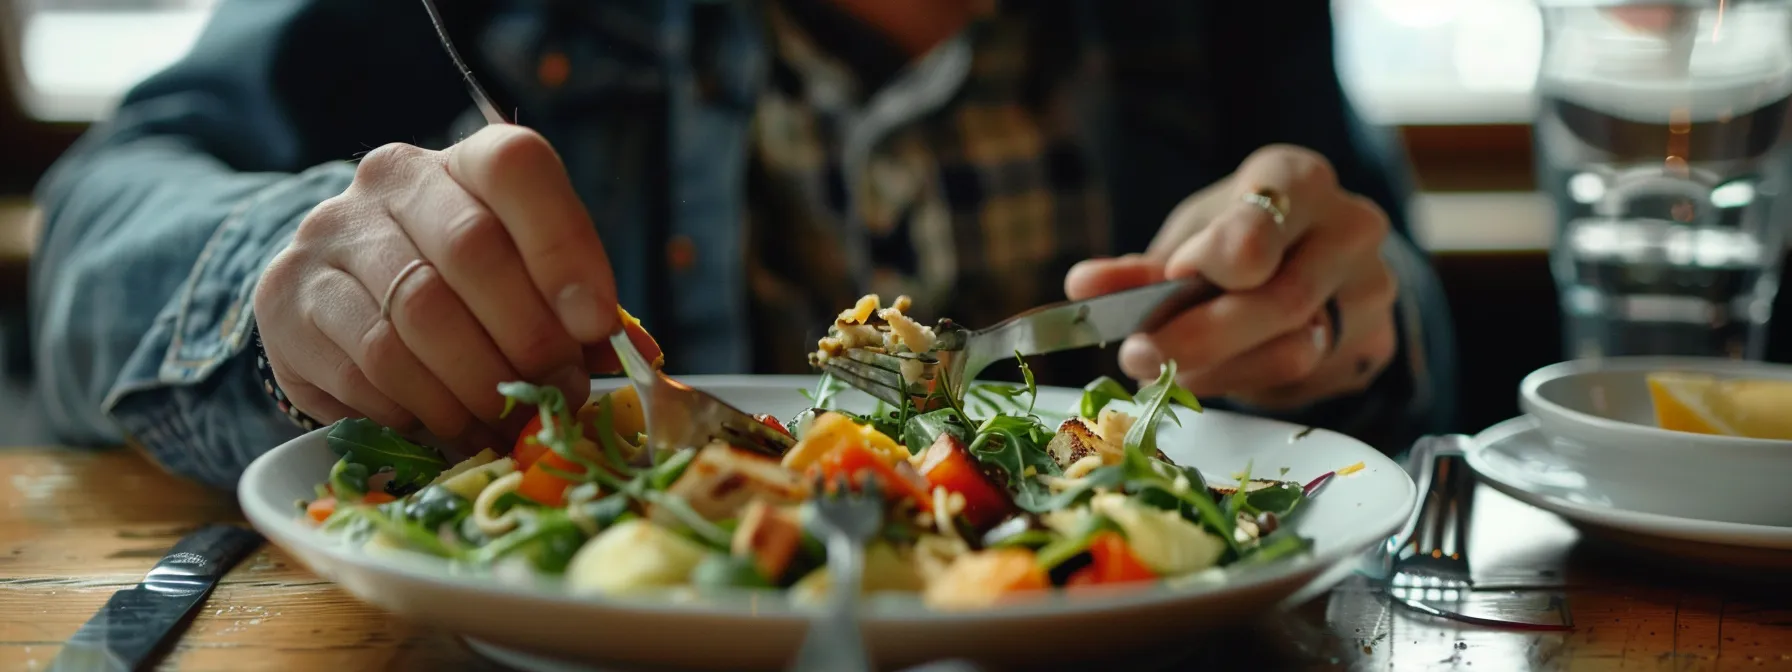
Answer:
[306,497,337,523]
[917,434,1014,529]
[587,307,665,374]
[755,413,792,438]
[511,415,552,471]
[1065,531,1156,587]
[813,443,931,510]
[305,490,398,524]
[517,451,587,508]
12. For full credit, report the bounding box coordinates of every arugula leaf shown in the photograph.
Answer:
[470,508,587,572]
[1225,460,1255,521]
[801,371,847,409]
[326,419,448,495]
[1118,362,1201,470]
[1016,464,1124,514]
[329,502,457,558]
[327,458,370,501]
[1235,529,1314,567]
[1079,376,1134,418]
[402,485,473,530]
[1016,351,1038,414]
[901,408,970,456]
[966,414,1062,510]
[1243,481,1306,518]
[646,447,697,490]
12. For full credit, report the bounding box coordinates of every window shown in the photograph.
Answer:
[9,0,216,122]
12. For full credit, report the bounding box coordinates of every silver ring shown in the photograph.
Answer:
[1241,188,1290,229]
[381,259,432,322]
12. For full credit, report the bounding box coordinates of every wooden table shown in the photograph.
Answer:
[3,447,1790,671]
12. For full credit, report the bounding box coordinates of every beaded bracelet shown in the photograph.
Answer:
[252,324,322,431]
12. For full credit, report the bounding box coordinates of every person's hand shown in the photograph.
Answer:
[1064,145,1398,410]
[254,124,621,447]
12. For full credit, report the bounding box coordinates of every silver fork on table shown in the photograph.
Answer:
[1380,435,1572,630]
[608,330,796,459]
[790,474,885,672]
[821,277,1221,408]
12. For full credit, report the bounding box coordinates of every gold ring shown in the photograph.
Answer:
[1241,187,1290,229]
[381,259,432,322]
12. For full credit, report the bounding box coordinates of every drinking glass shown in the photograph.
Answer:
[1535,0,1792,360]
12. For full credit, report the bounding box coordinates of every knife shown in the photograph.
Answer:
[49,524,265,672]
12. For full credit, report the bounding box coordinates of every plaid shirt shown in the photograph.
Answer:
[745,1,1111,376]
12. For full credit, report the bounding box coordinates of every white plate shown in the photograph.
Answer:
[1467,416,1792,552]
[1518,357,1792,526]
[239,376,1414,671]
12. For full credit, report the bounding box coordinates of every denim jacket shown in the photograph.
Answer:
[30,0,1458,490]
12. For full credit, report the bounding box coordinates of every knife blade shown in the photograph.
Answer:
[49,524,264,672]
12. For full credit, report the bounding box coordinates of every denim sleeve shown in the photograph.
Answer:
[29,0,469,489]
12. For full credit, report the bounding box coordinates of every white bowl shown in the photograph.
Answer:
[240,375,1414,671]
[1518,357,1792,526]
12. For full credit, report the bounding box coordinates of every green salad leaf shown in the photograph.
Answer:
[967,414,1062,511]
[1079,376,1134,418]
[901,408,970,456]
[326,418,448,496]
[1243,481,1306,518]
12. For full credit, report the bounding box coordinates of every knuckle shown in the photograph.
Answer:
[391,264,456,328]
[1268,339,1322,384]
[1342,195,1391,241]
[1363,263,1400,308]
[507,324,576,379]
[421,407,472,441]
[1248,144,1336,187]
[356,142,428,181]
[438,207,508,270]
[1268,270,1324,324]
[356,320,409,382]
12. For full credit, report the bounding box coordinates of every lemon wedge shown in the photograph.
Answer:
[1645,372,1792,440]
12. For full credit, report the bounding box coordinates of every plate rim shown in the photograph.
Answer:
[1468,415,1792,549]
[239,375,1416,623]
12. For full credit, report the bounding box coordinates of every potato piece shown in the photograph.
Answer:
[1088,493,1224,576]
[565,519,708,595]
[437,456,516,502]
[658,443,804,523]
[790,543,924,603]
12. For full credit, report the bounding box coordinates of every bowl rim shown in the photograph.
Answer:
[1518,356,1792,453]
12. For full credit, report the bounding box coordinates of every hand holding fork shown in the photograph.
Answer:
[819,277,1221,409]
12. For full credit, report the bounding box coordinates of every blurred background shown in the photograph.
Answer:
[0,0,1759,443]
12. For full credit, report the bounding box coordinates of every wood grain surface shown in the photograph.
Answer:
[2,447,1789,671]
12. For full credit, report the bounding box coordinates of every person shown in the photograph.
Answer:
[30,0,1457,490]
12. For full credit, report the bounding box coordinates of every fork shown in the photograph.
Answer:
[608,330,796,459]
[820,276,1221,409]
[1381,435,1573,630]
[790,474,885,672]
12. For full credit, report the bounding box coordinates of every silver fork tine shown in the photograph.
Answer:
[822,362,908,408]
[829,357,910,395]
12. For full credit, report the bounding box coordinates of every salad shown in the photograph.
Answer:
[302,296,1324,610]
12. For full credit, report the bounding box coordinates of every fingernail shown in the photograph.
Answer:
[556,283,604,342]
[1118,336,1164,378]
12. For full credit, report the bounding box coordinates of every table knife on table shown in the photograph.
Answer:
[48,524,264,672]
